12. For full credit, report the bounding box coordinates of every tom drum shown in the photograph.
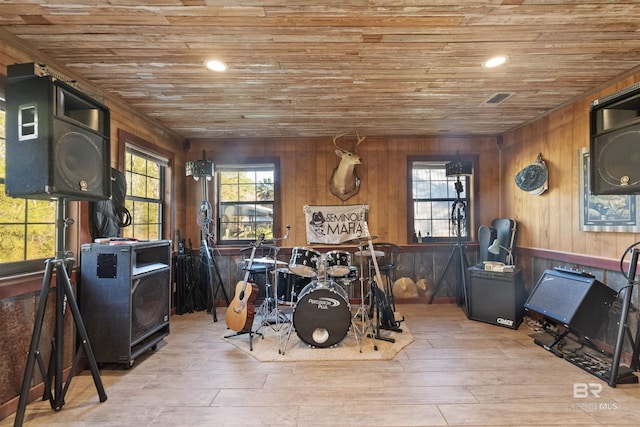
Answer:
[289,247,320,277]
[325,250,352,277]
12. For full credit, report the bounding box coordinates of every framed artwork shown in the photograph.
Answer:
[579,147,640,232]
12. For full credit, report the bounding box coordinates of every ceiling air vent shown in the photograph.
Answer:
[483,92,514,105]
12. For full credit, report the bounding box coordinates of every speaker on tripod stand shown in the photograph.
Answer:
[6,66,110,425]
[428,152,474,316]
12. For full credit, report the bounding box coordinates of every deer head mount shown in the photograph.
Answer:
[329,131,365,201]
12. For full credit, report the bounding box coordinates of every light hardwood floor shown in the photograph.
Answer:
[3,303,640,426]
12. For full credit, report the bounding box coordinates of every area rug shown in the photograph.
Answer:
[223,309,414,362]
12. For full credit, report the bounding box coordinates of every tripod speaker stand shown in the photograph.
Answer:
[428,176,470,317]
[14,199,107,427]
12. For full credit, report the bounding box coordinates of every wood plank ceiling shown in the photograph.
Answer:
[1,1,640,140]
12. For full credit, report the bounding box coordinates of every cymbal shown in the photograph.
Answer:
[248,257,288,265]
[354,250,385,257]
[344,235,379,244]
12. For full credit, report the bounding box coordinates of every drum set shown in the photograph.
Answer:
[253,232,387,355]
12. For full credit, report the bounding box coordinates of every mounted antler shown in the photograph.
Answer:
[329,131,365,201]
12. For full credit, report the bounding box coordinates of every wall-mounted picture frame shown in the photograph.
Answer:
[579,147,640,232]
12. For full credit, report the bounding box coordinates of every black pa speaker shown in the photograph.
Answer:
[5,74,110,201]
[589,83,640,195]
[591,126,640,195]
[80,241,171,365]
[524,269,617,338]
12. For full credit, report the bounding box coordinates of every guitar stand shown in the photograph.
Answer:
[224,328,262,352]
[369,282,402,344]
[14,199,107,427]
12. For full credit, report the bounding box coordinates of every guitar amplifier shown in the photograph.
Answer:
[468,266,526,329]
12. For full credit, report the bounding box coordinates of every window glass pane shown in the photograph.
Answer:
[217,164,275,243]
[411,160,471,240]
[0,225,26,263]
[124,146,165,241]
[27,224,56,259]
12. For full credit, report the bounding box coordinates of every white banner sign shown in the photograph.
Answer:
[304,204,369,244]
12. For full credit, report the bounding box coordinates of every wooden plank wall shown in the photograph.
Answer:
[501,72,640,261]
[187,135,501,248]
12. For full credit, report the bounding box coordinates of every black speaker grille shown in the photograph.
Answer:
[131,269,170,344]
[56,128,105,195]
[593,128,640,194]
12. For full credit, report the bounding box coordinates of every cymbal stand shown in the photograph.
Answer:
[251,227,291,350]
[351,239,378,353]
[255,247,290,336]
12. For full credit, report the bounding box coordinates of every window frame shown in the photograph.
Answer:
[214,157,280,246]
[117,129,174,242]
[407,154,479,243]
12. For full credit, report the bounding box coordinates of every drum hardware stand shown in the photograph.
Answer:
[244,227,291,349]
[428,175,470,317]
[255,248,292,336]
[279,247,323,355]
[350,235,378,353]
[14,198,107,427]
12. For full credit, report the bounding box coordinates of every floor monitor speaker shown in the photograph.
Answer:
[5,75,110,200]
[525,269,616,338]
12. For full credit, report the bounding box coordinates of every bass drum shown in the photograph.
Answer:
[293,282,351,348]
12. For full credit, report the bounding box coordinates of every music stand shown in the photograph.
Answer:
[14,198,107,427]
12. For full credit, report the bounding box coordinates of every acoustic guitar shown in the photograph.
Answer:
[225,234,264,332]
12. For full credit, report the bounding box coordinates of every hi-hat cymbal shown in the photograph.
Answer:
[354,250,385,257]
[344,235,379,244]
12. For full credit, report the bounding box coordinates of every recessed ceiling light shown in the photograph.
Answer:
[483,55,508,68]
[205,59,227,72]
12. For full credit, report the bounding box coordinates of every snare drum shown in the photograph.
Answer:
[293,281,351,348]
[325,250,351,277]
[289,247,320,277]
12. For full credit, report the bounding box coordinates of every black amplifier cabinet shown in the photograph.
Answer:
[80,240,171,366]
[468,266,526,329]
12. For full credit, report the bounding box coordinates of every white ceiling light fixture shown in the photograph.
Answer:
[205,59,227,72]
[483,55,508,68]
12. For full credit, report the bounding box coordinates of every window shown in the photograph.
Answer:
[123,147,166,240]
[217,163,276,244]
[0,96,57,275]
[410,158,473,242]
